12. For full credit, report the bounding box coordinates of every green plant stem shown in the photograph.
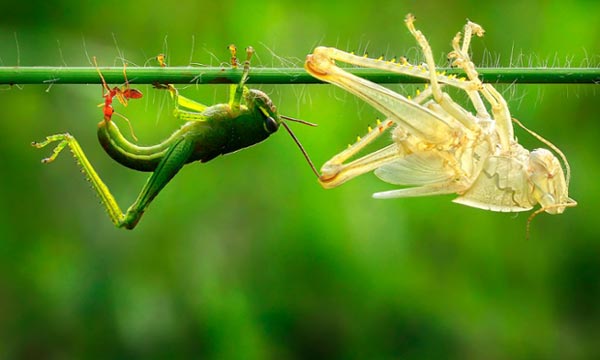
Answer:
[0,67,598,85]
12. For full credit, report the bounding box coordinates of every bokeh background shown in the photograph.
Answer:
[1,0,599,358]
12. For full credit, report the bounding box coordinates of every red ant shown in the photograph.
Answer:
[93,57,143,140]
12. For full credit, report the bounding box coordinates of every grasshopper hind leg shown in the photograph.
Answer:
[119,136,194,229]
[33,132,195,229]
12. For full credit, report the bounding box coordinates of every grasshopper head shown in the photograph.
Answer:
[247,89,280,134]
[528,148,574,214]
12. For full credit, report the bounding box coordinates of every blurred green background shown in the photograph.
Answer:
[1,0,599,358]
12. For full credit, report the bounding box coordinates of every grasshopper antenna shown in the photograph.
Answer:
[281,115,318,127]
[280,115,319,178]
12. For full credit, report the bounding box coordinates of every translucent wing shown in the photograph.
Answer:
[374,151,455,185]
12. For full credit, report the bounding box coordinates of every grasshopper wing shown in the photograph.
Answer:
[374,151,455,186]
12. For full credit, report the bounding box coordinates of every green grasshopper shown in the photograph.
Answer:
[33,46,317,229]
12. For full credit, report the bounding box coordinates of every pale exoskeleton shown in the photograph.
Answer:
[305,14,576,228]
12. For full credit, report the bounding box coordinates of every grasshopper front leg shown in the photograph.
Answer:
[33,132,194,229]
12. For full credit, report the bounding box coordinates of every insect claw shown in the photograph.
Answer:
[157,53,167,67]
[229,44,238,68]
[245,46,255,60]
[468,21,485,37]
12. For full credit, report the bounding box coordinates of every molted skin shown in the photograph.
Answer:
[305,14,575,218]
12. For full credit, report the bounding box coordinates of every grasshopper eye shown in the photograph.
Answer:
[265,116,279,133]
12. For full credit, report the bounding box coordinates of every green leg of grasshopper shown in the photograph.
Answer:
[159,84,209,122]
[32,132,194,229]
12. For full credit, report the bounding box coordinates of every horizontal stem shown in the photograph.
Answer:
[0,66,598,85]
